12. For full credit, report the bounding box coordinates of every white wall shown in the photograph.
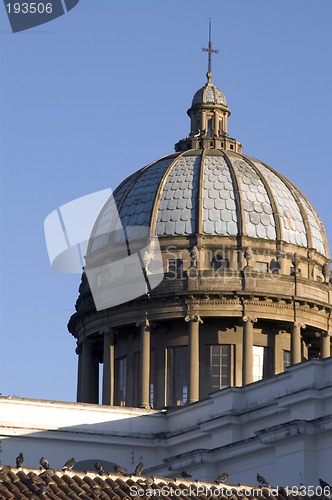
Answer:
[1,358,332,487]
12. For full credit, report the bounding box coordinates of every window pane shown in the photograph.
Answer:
[167,346,189,406]
[283,350,291,370]
[253,346,264,381]
[209,345,231,392]
[115,357,127,406]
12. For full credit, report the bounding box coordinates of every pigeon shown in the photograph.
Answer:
[114,464,129,476]
[319,479,331,489]
[257,473,269,486]
[39,457,50,470]
[39,469,54,479]
[62,458,76,471]
[135,458,144,476]
[181,471,192,478]
[95,462,105,475]
[16,452,24,468]
[215,472,229,484]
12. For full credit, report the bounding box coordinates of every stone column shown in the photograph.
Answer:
[291,322,305,365]
[185,314,203,403]
[242,316,257,385]
[137,319,151,409]
[80,338,99,404]
[320,331,331,359]
[102,328,115,405]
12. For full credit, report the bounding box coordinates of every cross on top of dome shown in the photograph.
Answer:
[201,19,219,83]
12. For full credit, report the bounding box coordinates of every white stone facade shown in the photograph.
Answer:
[1,358,332,487]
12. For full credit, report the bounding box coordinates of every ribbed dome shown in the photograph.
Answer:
[90,149,329,258]
[192,82,227,107]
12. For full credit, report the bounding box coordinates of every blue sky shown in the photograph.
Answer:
[0,0,331,402]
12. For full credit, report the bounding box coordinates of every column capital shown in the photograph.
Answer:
[294,321,306,330]
[136,318,150,331]
[242,315,257,324]
[185,314,203,324]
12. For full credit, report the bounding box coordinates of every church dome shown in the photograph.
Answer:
[91,149,328,258]
[70,30,332,412]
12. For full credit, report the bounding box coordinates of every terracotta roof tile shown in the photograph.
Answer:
[0,466,330,500]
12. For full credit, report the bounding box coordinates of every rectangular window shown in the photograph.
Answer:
[166,346,189,406]
[253,346,264,382]
[207,118,213,137]
[210,345,232,392]
[115,357,127,406]
[283,350,291,370]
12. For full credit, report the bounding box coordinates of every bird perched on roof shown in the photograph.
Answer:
[62,458,76,471]
[135,458,144,476]
[215,472,229,484]
[39,469,54,480]
[16,452,24,468]
[114,463,129,476]
[319,479,331,489]
[39,457,50,470]
[257,473,269,486]
[95,462,105,475]
[181,471,192,478]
